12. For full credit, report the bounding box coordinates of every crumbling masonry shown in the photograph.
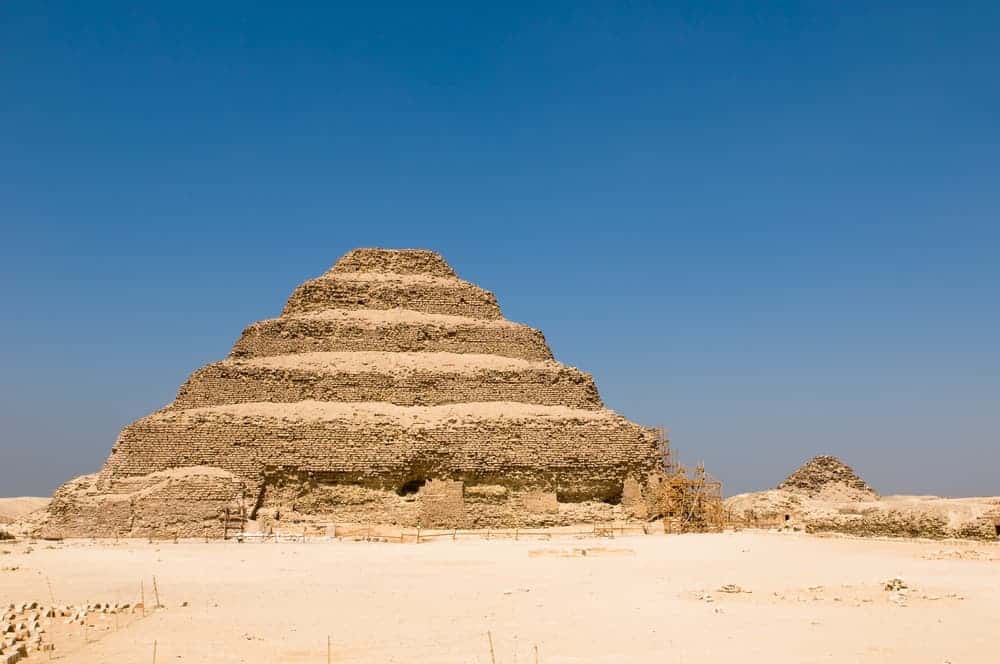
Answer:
[40,249,664,537]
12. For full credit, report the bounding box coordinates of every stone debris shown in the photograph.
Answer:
[717,584,750,594]
[883,577,908,592]
[0,596,156,660]
[882,577,913,607]
[0,602,52,661]
[888,592,908,607]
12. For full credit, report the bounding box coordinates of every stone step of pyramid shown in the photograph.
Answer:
[230,310,552,360]
[328,247,458,278]
[173,352,602,410]
[103,401,657,488]
[283,272,502,318]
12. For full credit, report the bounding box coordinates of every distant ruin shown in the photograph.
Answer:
[40,249,666,538]
[776,455,877,500]
[726,454,999,540]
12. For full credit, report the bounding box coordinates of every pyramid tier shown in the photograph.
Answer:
[102,402,661,494]
[173,352,602,410]
[283,272,502,319]
[231,310,552,360]
[328,248,457,278]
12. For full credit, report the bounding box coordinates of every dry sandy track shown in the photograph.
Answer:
[2,532,998,663]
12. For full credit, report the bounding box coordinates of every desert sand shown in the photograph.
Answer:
[0,497,49,525]
[2,531,998,663]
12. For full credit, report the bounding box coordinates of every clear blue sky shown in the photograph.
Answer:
[2,2,997,497]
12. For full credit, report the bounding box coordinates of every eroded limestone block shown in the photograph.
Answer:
[418,480,466,528]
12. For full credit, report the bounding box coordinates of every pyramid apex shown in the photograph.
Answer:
[329,248,457,278]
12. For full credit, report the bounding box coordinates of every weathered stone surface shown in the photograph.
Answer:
[40,468,243,539]
[41,249,664,536]
[230,310,552,360]
[418,480,467,528]
[328,248,458,278]
[284,273,502,319]
[173,353,602,409]
[777,455,876,499]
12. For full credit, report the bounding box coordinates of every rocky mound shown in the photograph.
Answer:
[726,455,999,540]
[777,455,877,500]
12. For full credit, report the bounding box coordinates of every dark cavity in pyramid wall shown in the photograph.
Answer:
[41,248,664,538]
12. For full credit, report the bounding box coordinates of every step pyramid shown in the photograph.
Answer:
[777,455,877,499]
[41,249,663,537]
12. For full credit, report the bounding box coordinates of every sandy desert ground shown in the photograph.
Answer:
[0,498,49,525]
[2,531,999,663]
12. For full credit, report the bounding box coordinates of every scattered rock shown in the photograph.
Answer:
[883,577,908,592]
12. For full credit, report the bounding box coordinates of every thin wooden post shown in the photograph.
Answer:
[534,644,539,664]
[416,526,420,544]
[223,508,229,540]
[152,639,157,664]
[153,575,161,608]
[487,631,497,664]
[327,635,331,664]
[141,579,146,616]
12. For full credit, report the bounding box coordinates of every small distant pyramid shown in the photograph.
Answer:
[777,455,876,498]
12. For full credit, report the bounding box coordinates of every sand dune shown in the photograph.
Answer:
[0,496,49,524]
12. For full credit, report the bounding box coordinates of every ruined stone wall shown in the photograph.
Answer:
[100,405,661,496]
[40,468,243,539]
[172,361,601,410]
[283,275,502,319]
[230,312,552,360]
[256,478,629,529]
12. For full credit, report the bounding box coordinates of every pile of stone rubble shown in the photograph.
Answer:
[1,600,146,663]
[2,602,54,662]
